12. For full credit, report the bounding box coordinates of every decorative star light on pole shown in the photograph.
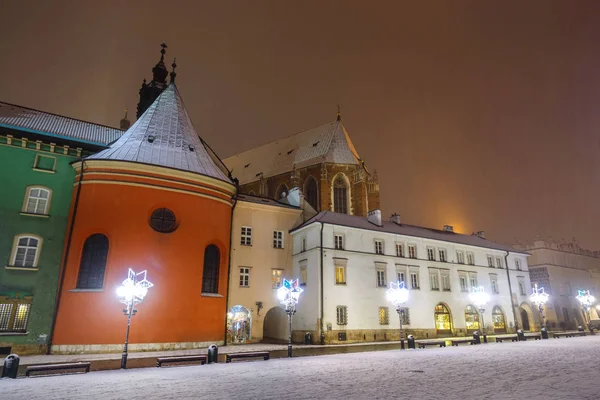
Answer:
[576,289,596,334]
[117,268,153,369]
[386,281,409,350]
[277,278,303,357]
[530,284,549,334]
[469,286,490,343]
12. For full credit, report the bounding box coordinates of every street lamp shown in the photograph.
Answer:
[469,286,490,343]
[530,284,549,333]
[277,278,303,357]
[116,268,153,369]
[576,289,596,333]
[386,281,409,350]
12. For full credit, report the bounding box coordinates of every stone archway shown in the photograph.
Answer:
[520,309,530,331]
[262,306,288,342]
[227,305,252,344]
[519,302,535,331]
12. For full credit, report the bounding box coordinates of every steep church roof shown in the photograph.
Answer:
[87,84,232,183]
[223,118,361,185]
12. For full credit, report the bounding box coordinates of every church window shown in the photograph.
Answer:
[76,234,109,289]
[149,208,177,233]
[304,176,319,211]
[23,186,51,215]
[276,183,288,200]
[202,245,220,294]
[333,174,349,214]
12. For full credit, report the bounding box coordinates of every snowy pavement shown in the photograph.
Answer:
[3,335,600,400]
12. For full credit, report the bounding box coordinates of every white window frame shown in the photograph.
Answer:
[495,257,503,269]
[466,252,475,265]
[487,255,494,267]
[469,273,478,289]
[518,278,526,296]
[300,265,307,286]
[334,234,344,250]
[9,234,42,269]
[409,267,420,289]
[22,186,51,215]
[429,269,440,291]
[376,267,387,287]
[459,274,468,292]
[427,247,436,261]
[374,239,384,255]
[273,231,284,249]
[438,248,447,262]
[515,259,522,271]
[336,305,348,325]
[239,267,250,287]
[240,226,252,246]
[456,251,465,264]
[408,244,417,259]
[490,274,499,294]
[441,271,451,291]
[271,268,283,288]
[396,242,404,257]
[396,265,407,285]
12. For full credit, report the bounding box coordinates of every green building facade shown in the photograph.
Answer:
[0,103,122,354]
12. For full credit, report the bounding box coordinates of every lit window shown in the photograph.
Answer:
[430,271,440,291]
[10,235,41,268]
[408,245,417,259]
[335,234,344,250]
[335,265,346,285]
[379,307,389,325]
[495,257,503,269]
[375,240,384,255]
[23,187,51,215]
[239,267,250,287]
[273,231,284,249]
[336,305,348,325]
[241,226,252,246]
[466,252,475,265]
[487,255,494,267]
[439,249,447,262]
[0,301,31,333]
[427,247,435,261]
[434,304,451,332]
[410,272,419,289]
[515,259,521,271]
[272,269,283,288]
[442,273,451,291]
[465,305,480,332]
[300,265,307,285]
[456,251,465,264]
[376,269,386,287]
[396,243,404,257]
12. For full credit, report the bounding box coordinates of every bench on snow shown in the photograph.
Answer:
[524,333,542,340]
[450,338,475,346]
[157,355,207,367]
[416,340,446,349]
[495,335,518,343]
[225,351,270,363]
[553,331,586,339]
[25,362,91,377]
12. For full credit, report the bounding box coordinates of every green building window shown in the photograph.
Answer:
[76,234,109,289]
[23,186,51,215]
[0,301,32,333]
[10,235,42,268]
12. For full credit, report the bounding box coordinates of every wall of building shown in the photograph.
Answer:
[0,133,83,354]
[227,199,303,343]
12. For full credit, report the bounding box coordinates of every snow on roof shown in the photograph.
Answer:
[0,101,123,146]
[223,119,361,185]
[293,211,527,254]
[237,193,300,209]
[87,84,232,183]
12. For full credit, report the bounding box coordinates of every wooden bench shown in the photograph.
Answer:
[495,335,518,343]
[157,355,207,367]
[450,338,475,346]
[524,333,541,340]
[553,331,586,339]
[25,362,91,377]
[225,351,270,363]
[416,340,446,349]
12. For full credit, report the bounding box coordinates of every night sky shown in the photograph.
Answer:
[2,1,600,248]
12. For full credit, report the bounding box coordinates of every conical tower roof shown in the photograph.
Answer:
[88,84,232,183]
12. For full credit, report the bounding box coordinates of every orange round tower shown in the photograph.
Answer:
[51,83,237,353]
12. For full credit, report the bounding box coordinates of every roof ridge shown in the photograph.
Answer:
[0,100,123,131]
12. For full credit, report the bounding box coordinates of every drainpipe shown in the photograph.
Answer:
[47,160,86,354]
[223,187,238,346]
[319,222,325,345]
[505,251,519,331]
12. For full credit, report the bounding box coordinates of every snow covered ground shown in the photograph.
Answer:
[3,335,600,400]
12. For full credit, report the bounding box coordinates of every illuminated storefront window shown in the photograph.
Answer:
[465,305,480,332]
[492,306,506,333]
[434,303,452,334]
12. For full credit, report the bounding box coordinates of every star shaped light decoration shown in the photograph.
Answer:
[117,268,154,306]
[277,278,303,307]
[576,289,595,308]
[386,281,409,308]
[530,284,549,307]
[469,286,490,309]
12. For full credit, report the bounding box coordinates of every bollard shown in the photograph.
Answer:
[407,335,416,349]
[304,332,312,345]
[517,329,525,341]
[541,327,549,339]
[207,344,218,364]
[1,354,20,379]
[473,331,481,344]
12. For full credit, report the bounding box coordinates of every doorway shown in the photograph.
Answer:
[520,308,530,331]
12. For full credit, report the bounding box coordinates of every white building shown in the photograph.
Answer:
[290,210,532,344]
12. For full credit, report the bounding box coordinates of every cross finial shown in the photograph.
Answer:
[336,104,341,121]
[160,42,168,61]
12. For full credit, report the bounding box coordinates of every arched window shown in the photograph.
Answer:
[248,190,256,196]
[492,306,506,333]
[23,186,52,215]
[276,183,289,200]
[465,305,480,333]
[333,174,349,214]
[202,245,220,294]
[434,303,452,334]
[304,176,319,211]
[10,234,42,269]
[77,234,109,289]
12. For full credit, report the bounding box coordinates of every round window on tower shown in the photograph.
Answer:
[149,208,177,233]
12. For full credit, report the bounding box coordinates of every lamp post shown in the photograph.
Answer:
[530,284,549,333]
[116,268,153,369]
[277,278,303,357]
[576,289,596,334]
[470,286,490,343]
[386,281,409,350]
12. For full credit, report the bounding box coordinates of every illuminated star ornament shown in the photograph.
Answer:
[117,268,154,306]
[576,289,595,309]
[470,286,490,309]
[530,284,549,307]
[277,278,303,308]
[386,281,409,308]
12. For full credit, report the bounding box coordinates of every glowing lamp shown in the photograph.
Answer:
[386,281,409,308]
[277,278,303,357]
[469,286,490,310]
[576,290,595,309]
[530,284,549,308]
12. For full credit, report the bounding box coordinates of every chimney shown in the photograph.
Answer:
[368,209,382,226]
[390,213,401,225]
[476,231,485,239]
[443,225,454,233]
